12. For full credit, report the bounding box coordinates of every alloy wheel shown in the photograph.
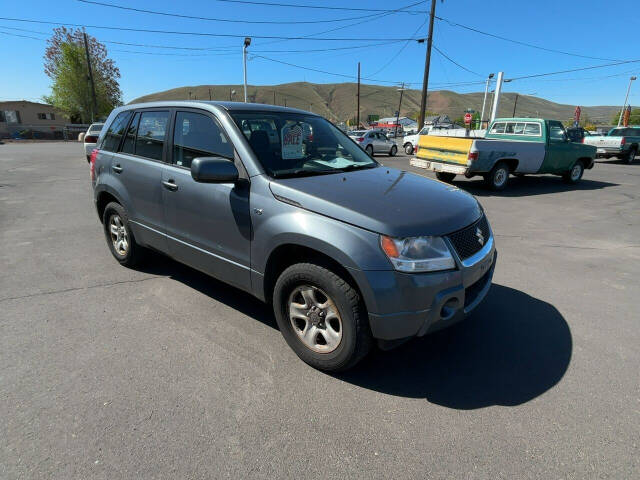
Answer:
[288,285,343,353]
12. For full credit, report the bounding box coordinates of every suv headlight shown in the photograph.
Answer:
[380,235,455,272]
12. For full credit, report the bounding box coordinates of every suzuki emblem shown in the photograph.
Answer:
[476,227,485,246]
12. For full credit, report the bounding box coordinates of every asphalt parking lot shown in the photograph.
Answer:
[1,141,638,479]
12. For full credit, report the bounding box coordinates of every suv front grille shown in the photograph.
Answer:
[447,215,490,261]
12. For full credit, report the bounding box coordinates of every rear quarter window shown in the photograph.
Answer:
[489,122,506,134]
[101,112,132,152]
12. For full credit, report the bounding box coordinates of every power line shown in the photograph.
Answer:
[203,0,426,13]
[0,16,423,41]
[368,18,427,77]
[436,15,621,62]
[76,0,396,25]
[507,59,640,82]
[432,44,482,77]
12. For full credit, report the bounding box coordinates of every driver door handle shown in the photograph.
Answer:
[112,164,123,173]
[162,180,178,191]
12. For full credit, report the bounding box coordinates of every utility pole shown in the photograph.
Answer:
[273,90,276,105]
[490,71,504,122]
[356,62,361,127]
[208,88,212,101]
[82,31,98,123]
[395,82,405,138]
[243,37,251,103]
[480,73,494,128]
[618,76,637,127]
[512,93,519,117]
[417,0,437,130]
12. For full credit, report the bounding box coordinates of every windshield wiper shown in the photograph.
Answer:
[333,163,378,173]
[271,169,338,179]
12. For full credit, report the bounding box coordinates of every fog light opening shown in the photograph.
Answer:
[440,298,460,320]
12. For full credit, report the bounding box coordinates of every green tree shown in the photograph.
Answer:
[43,27,122,123]
[610,108,640,125]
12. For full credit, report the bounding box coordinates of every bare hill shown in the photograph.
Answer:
[130,82,617,125]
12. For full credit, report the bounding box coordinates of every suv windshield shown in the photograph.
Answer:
[231,112,378,178]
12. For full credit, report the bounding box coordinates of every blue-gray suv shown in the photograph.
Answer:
[91,101,496,371]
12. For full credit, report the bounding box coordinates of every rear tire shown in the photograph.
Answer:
[483,161,510,191]
[365,145,374,157]
[389,145,397,156]
[102,202,144,267]
[625,146,637,164]
[563,160,584,184]
[435,172,456,183]
[404,143,414,155]
[273,263,372,372]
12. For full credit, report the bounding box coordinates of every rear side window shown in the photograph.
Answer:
[120,112,140,154]
[489,122,506,134]
[135,111,169,161]
[173,111,233,168]
[102,111,132,152]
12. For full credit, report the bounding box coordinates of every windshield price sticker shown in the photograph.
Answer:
[282,124,304,159]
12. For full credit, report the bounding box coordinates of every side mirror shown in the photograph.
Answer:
[191,157,239,183]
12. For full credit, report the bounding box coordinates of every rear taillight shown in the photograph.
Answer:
[468,151,479,163]
[620,137,626,146]
[90,149,98,181]
[84,135,98,143]
[581,137,585,143]
[357,137,364,142]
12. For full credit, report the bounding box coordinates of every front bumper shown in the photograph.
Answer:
[351,237,496,341]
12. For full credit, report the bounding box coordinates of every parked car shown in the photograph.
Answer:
[91,101,496,371]
[403,126,429,155]
[582,126,639,163]
[411,118,596,190]
[348,129,397,156]
[83,122,104,161]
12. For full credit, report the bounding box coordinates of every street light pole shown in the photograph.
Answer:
[480,73,494,128]
[243,37,251,103]
[512,93,519,117]
[490,72,505,122]
[618,76,637,127]
[417,0,437,130]
[395,82,405,138]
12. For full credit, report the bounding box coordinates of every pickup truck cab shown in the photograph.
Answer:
[583,126,639,164]
[91,101,496,371]
[411,118,596,190]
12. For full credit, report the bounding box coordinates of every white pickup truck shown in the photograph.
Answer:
[582,126,639,164]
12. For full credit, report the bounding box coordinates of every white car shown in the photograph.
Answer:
[83,123,104,161]
[402,126,429,155]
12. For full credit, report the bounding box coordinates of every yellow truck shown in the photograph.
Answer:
[410,118,596,190]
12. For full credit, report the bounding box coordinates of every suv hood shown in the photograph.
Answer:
[269,167,482,237]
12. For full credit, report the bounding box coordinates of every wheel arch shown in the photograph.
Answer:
[262,243,365,306]
[96,189,122,223]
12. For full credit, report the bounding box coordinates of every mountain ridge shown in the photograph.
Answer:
[130,82,617,125]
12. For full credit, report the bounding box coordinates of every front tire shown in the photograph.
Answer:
[483,161,510,191]
[436,172,456,183]
[273,263,372,372]
[563,160,584,184]
[389,145,397,156]
[404,143,414,155]
[102,202,144,267]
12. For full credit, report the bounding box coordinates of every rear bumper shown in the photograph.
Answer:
[410,158,468,175]
[595,147,623,157]
[350,239,496,341]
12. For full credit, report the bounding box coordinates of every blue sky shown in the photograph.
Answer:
[1,0,638,112]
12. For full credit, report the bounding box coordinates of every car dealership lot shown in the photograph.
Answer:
[1,142,638,478]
